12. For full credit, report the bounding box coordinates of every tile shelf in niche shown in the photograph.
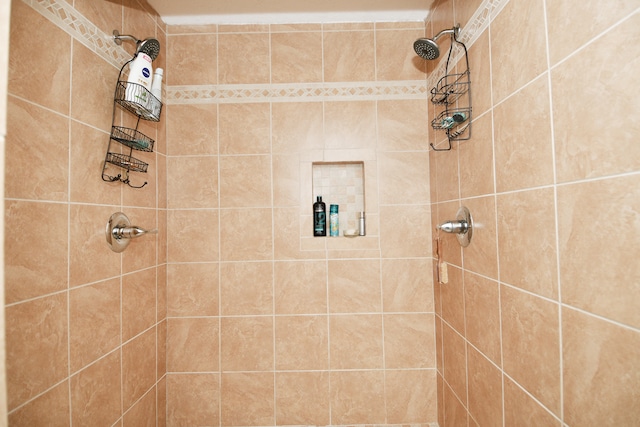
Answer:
[312,161,365,237]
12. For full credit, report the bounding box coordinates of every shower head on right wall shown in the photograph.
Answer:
[413,24,460,60]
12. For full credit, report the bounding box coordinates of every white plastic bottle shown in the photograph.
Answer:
[150,68,163,117]
[126,52,153,108]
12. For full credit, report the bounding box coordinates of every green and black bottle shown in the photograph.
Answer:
[313,196,326,236]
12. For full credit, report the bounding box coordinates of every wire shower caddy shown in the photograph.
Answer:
[430,30,472,151]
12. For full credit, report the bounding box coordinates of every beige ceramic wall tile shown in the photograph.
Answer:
[6,294,68,410]
[157,318,167,378]
[218,33,270,84]
[377,99,430,151]
[503,376,561,426]
[122,207,158,273]
[328,259,381,313]
[274,260,327,314]
[497,187,558,299]
[458,112,494,198]
[433,147,459,202]
[330,370,386,424]
[546,0,639,66]
[494,75,554,192]
[167,156,218,209]
[219,208,273,261]
[271,31,323,83]
[70,121,121,205]
[7,381,70,427]
[271,102,324,153]
[72,0,122,37]
[166,374,219,426]
[8,1,71,114]
[167,318,219,372]
[219,155,272,208]
[329,314,383,369]
[381,258,434,313]
[562,307,640,426]
[122,329,156,411]
[384,313,435,368]
[466,346,503,427]
[438,265,464,334]
[220,261,273,315]
[220,317,274,371]
[323,30,375,82]
[275,372,330,425]
[275,315,328,370]
[167,209,219,262]
[490,0,547,104]
[69,279,120,372]
[221,373,274,426]
[467,31,492,117]
[552,13,640,183]
[166,103,217,156]
[167,34,217,86]
[463,271,501,365]
[378,151,430,204]
[501,285,561,416]
[442,322,467,406]
[70,351,121,426]
[219,102,271,155]
[324,101,377,149]
[461,195,498,279]
[71,42,116,132]
[4,200,68,303]
[272,154,301,207]
[385,369,437,423]
[557,174,640,328]
[442,380,468,426]
[122,268,157,341]
[379,205,432,258]
[69,204,122,287]
[5,97,69,201]
[123,389,156,427]
[167,263,219,316]
[375,28,427,81]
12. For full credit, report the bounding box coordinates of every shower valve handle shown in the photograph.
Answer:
[436,206,474,247]
[437,220,468,234]
[106,212,157,253]
[112,225,158,240]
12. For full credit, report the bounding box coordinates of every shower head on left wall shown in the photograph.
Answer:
[112,30,160,60]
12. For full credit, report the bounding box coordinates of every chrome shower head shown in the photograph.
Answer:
[413,25,460,60]
[414,38,440,60]
[113,30,161,61]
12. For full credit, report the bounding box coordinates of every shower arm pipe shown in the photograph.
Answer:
[433,25,460,42]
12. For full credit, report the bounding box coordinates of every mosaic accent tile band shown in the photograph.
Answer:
[23,0,512,102]
[167,81,429,104]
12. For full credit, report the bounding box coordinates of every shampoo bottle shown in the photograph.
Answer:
[313,196,326,236]
[126,53,153,108]
[150,68,163,116]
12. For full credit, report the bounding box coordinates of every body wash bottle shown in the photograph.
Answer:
[126,52,153,109]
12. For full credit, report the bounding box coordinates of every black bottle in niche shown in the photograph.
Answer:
[313,196,326,236]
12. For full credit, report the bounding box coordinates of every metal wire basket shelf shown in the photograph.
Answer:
[430,70,470,105]
[114,81,161,122]
[105,152,148,173]
[110,126,155,152]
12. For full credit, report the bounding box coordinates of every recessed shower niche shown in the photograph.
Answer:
[312,161,365,235]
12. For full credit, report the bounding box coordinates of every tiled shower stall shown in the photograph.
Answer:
[3,0,639,426]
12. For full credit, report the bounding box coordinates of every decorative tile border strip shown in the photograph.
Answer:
[167,81,429,104]
[21,0,131,68]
